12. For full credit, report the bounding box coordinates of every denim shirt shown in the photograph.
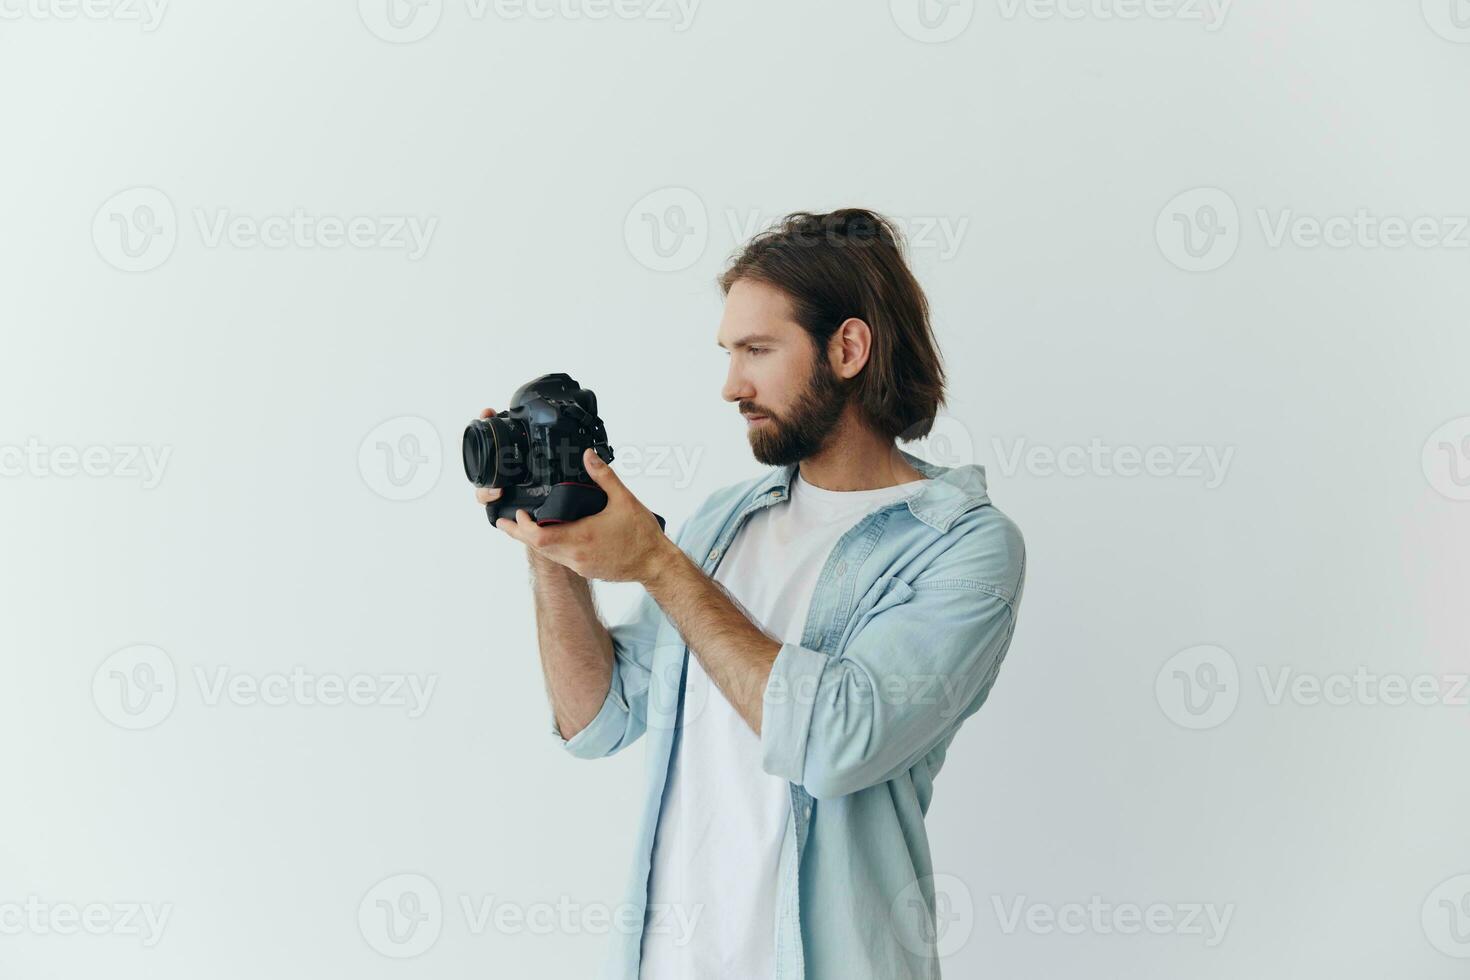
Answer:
[554,449,1026,980]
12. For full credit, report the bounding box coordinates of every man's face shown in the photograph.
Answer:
[716,279,853,466]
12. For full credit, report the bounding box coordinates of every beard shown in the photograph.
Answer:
[743,352,854,467]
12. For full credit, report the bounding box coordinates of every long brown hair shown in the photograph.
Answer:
[717,208,947,441]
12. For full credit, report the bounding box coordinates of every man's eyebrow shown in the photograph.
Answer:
[717,333,781,351]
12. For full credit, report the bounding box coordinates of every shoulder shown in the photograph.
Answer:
[917,500,1026,606]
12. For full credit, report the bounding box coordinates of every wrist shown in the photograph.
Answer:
[528,547,578,580]
[640,535,686,592]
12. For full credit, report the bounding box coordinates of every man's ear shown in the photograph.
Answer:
[830,317,872,380]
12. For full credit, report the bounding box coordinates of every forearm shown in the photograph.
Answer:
[527,548,615,740]
[643,542,780,734]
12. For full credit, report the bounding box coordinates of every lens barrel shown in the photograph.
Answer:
[462,415,525,488]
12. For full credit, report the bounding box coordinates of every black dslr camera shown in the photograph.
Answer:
[463,373,666,532]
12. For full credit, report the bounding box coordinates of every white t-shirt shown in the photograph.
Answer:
[639,471,928,980]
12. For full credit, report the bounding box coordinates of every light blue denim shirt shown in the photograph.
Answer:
[555,449,1026,980]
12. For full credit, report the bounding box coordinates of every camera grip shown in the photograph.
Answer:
[486,483,666,534]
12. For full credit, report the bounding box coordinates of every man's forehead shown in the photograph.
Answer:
[716,280,800,348]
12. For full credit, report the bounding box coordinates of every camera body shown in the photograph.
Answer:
[463,372,664,531]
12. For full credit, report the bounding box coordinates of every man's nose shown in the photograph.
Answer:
[722,362,752,404]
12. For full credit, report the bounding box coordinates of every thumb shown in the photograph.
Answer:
[583,448,625,496]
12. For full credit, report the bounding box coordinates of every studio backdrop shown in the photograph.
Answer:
[1,1,1466,977]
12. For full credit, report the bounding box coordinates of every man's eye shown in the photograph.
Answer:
[748,347,768,356]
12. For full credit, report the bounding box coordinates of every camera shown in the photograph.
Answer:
[464,372,665,532]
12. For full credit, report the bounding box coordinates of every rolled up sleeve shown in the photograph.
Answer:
[549,586,665,760]
[760,580,1020,799]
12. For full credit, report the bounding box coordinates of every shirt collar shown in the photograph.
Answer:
[751,448,991,533]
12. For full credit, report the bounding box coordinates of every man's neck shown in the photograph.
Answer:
[795,412,927,492]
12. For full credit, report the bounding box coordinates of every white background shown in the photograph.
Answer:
[2,1,1468,977]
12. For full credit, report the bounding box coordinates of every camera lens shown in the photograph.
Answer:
[462,415,530,488]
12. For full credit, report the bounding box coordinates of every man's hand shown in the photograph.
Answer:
[493,446,675,585]
[471,407,507,512]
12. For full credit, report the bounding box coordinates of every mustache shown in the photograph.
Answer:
[739,403,777,418]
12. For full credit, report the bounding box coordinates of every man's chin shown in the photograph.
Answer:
[748,432,786,467]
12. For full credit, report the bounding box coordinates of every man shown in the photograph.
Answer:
[475,209,1026,979]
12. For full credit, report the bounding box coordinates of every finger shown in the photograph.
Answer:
[514,507,546,547]
[495,513,523,541]
[479,407,498,419]
[475,487,503,505]
[582,448,626,498]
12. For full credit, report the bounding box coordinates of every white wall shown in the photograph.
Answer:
[2,1,1467,976]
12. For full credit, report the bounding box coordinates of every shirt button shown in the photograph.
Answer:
[708,547,721,562]
[835,561,847,578]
